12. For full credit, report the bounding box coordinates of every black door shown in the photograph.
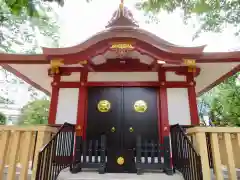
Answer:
[123,88,158,150]
[87,87,122,148]
[87,87,158,173]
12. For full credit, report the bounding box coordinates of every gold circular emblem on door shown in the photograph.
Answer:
[134,100,147,113]
[97,100,111,112]
[117,156,124,165]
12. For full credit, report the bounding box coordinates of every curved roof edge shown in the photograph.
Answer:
[0,53,48,63]
[42,27,206,56]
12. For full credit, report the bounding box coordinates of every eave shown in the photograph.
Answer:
[42,27,206,56]
[0,28,239,97]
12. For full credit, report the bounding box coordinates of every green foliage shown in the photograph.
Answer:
[210,74,240,126]
[0,0,60,53]
[137,0,240,38]
[199,73,240,127]
[0,97,14,104]
[0,0,59,102]
[1,0,63,18]
[0,112,7,125]
[18,99,50,125]
[0,1,58,125]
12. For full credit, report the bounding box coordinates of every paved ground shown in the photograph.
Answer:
[57,169,185,180]
[3,165,240,180]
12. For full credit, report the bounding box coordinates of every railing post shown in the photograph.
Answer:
[223,133,237,180]
[163,135,173,175]
[7,131,21,180]
[71,135,82,173]
[19,131,34,180]
[195,132,211,180]
[210,133,224,180]
[0,131,10,176]
[136,135,142,175]
[99,135,106,174]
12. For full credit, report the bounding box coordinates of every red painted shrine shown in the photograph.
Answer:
[0,1,240,174]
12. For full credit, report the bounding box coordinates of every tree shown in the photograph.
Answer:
[0,97,14,104]
[198,73,240,127]
[0,112,7,125]
[0,1,59,125]
[18,98,50,125]
[210,74,240,126]
[1,0,60,53]
[0,0,60,103]
[1,0,63,18]
[137,0,240,38]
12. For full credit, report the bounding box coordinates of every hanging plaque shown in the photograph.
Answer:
[133,100,147,113]
[97,100,111,112]
[110,42,134,57]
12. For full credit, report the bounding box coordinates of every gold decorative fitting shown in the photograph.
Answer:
[111,127,116,132]
[183,59,196,73]
[188,67,196,72]
[183,59,196,66]
[79,60,88,65]
[134,100,147,113]
[117,156,124,165]
[76,125,81,130]
[161,82,165,85]
[97,100,111,112]
[129,127,134,133]
[110,43,134,57]
[50,59,64,75]
[110,43,134,50]
[119,2,124,10]
[119,0,124,15]
[190,82,194,86]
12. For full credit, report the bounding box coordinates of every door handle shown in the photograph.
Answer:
[129,127,134,133]
[111,127,116,132]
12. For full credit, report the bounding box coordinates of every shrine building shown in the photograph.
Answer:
[0,1,240,175]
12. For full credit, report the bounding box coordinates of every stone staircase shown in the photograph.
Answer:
[57,169,185,180]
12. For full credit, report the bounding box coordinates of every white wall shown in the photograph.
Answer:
[88,72,158,81]
[61,72,81,82]
[167,88,191,125]
[55,71,191,125]
[166,71,186,81]
[56,88,79,124]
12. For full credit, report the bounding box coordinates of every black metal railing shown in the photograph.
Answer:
[170,124,203,180]
[36,122,75,180]
[206,132,213,168]
[71,135,106,174]
[136,136,165,174]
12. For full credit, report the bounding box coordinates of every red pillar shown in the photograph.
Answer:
[48,75,60,124]
[158,70,170,141]
[158,70,173,174]
[187,72,200,125]
[76,70,88,138]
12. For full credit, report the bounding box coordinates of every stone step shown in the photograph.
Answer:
[57,169,185,180]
